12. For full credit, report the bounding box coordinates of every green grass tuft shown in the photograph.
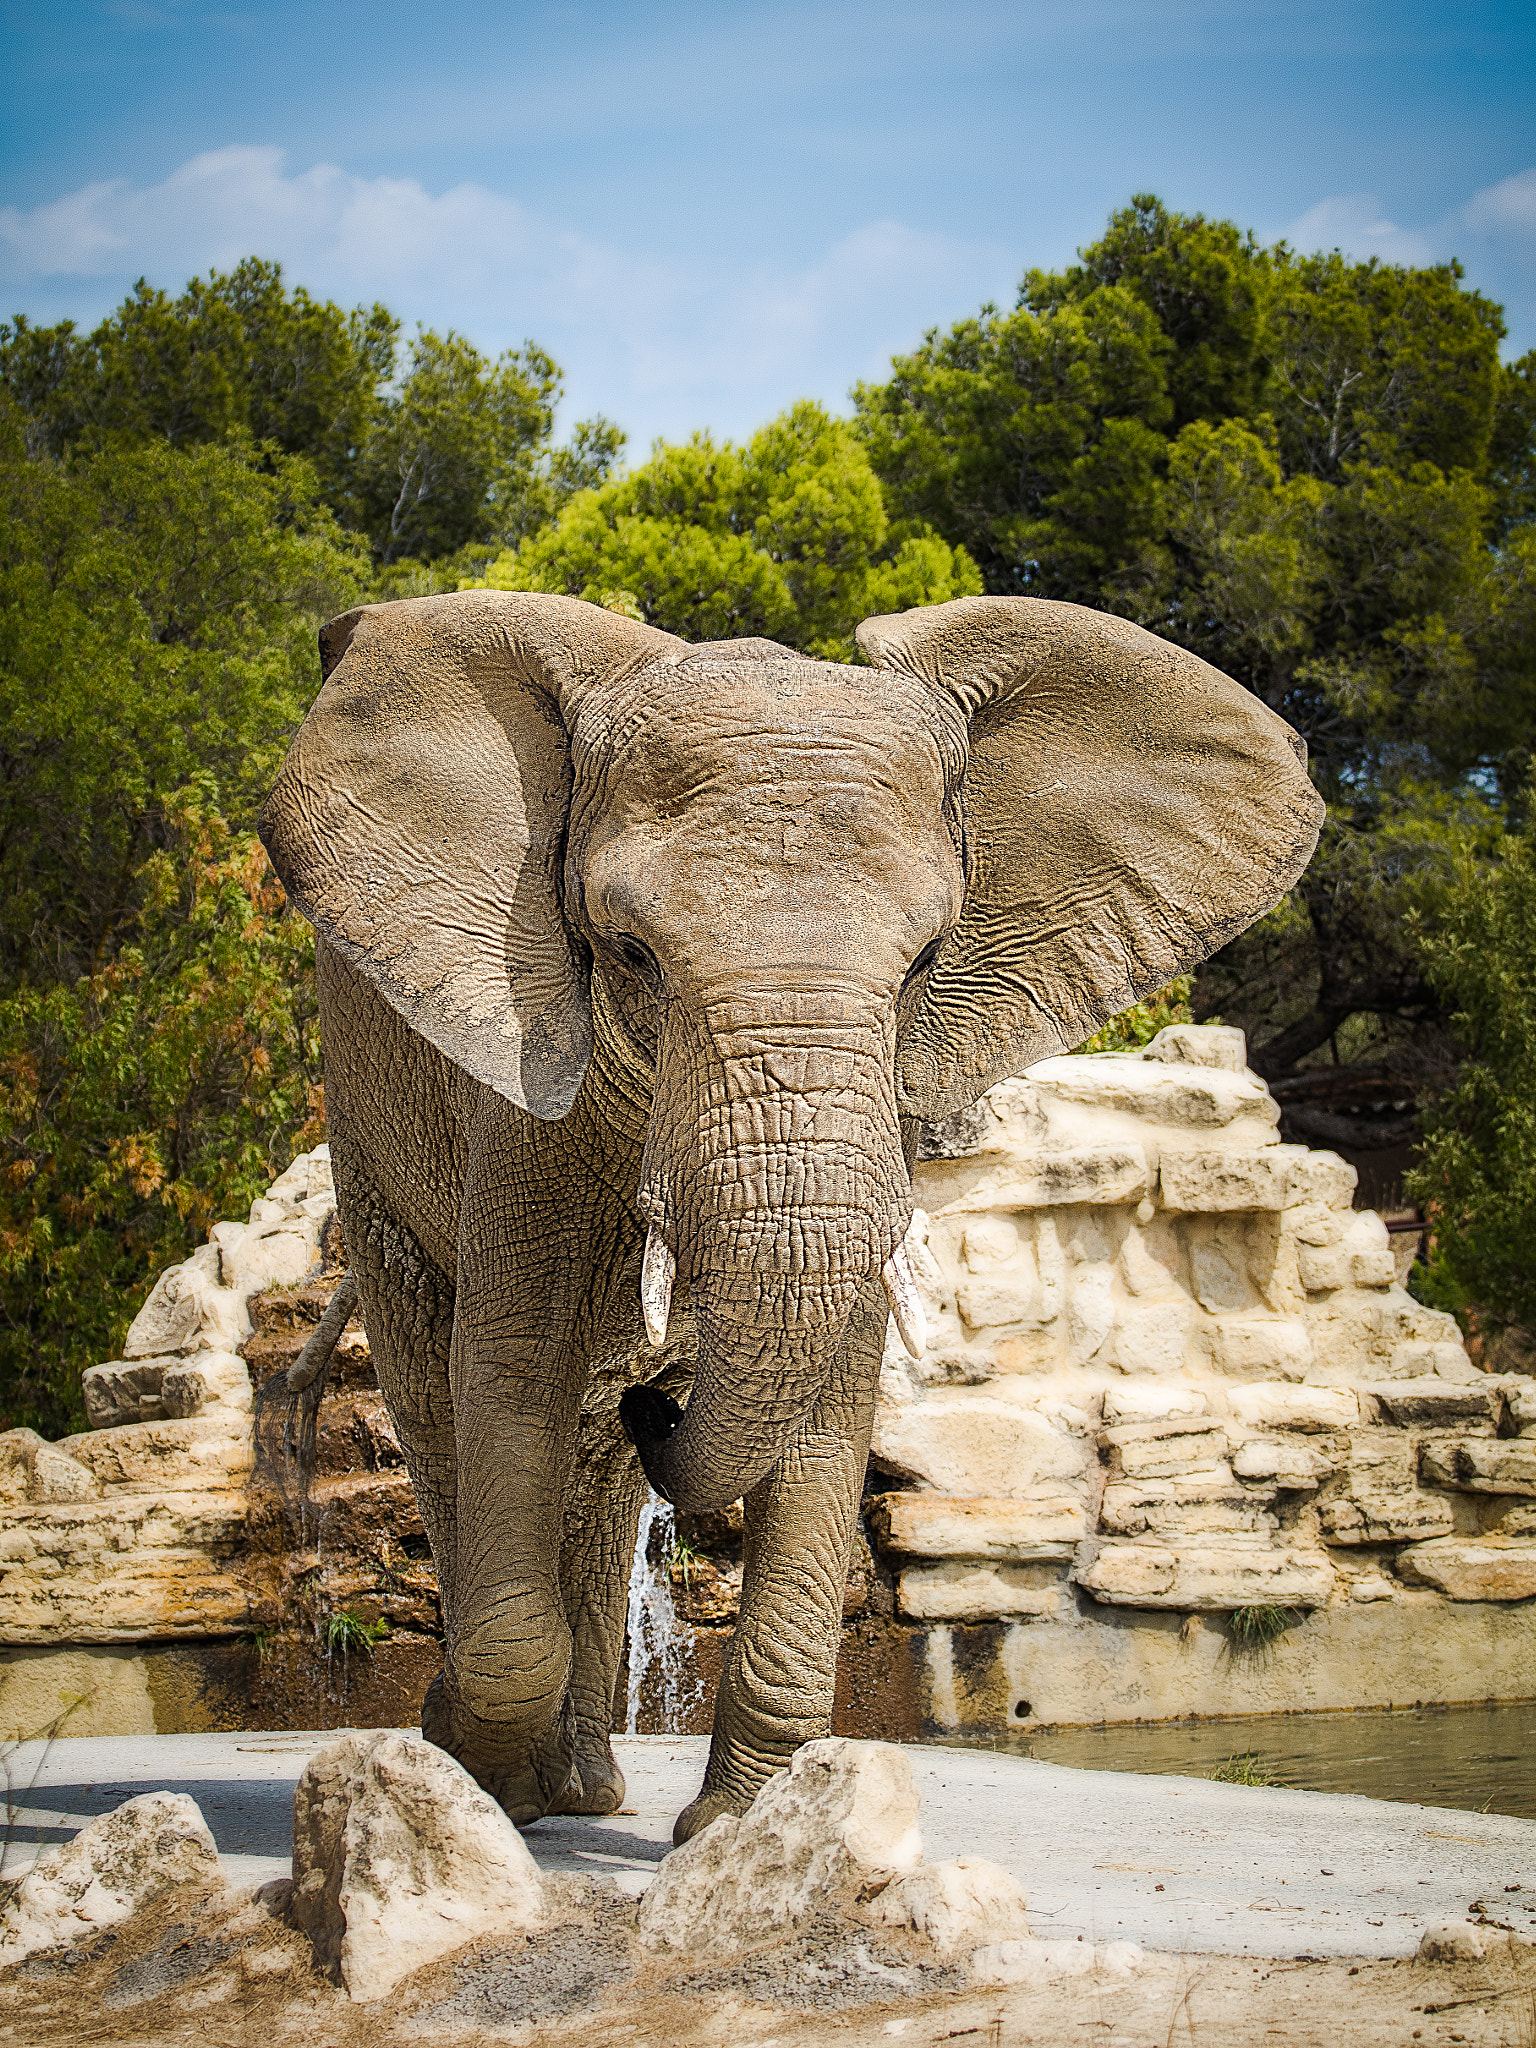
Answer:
[1206,1750,1280,1786]
[1227,1602,1294,1647]
[325,1608,390,1656]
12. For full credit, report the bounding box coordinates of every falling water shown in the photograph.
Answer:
[623,1496,701,1733]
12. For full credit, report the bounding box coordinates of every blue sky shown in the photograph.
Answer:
[3,0,1534,450]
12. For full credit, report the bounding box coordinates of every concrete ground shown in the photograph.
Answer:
[4,1729,1533,1961]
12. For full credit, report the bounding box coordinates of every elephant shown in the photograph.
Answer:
[258,589,1322,1841]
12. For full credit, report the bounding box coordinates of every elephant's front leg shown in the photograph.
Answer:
[673,1281,886,1844]
[422,1140,588,1827]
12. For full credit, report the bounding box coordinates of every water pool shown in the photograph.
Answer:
[943,1700,1536,1819]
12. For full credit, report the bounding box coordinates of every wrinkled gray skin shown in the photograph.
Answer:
[260,590,1321,1842]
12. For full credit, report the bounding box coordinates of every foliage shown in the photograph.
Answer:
[471,399,981,659]
[0,260,621,567]
[0,401,357,1434]
[1407,821,1536,1335]
[855,193,1536,1111]
[1206,1750,1281,1784]
[1077,978,1194,1054]
[324,1608,390,1655]
[1226,1603,1294,1648]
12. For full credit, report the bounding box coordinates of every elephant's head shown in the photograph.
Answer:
[259,591,1322,1514]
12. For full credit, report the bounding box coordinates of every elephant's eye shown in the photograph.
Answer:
[613,935,660,987]
[904,936,943,987]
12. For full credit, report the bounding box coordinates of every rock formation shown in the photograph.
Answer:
[3,1025,1535,1739]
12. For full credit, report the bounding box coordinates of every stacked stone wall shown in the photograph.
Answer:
[3,1026,1535,1742]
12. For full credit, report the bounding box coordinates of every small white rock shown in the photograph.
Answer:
[290,1731,544,2003]
[638,1739,923,1956]
[1417,1919,1487,1962]
[873,1857,1030,1957]
[0,1791,220,1963]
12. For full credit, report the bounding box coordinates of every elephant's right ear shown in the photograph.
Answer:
[260,591,680,1118]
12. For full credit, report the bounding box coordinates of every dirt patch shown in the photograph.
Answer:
[3,1876,1536,2047]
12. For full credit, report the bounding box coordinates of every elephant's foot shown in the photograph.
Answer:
[672,1785,746,1845]
[673,1734,798,1844]
[421,1671,576,1828]
[547,1734,626,1817]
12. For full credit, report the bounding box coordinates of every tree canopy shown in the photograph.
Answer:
[854,195,1536,1170]
[470,400,980,659]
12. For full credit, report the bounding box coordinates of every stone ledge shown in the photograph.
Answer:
[869,1494,1086,1563]
[1073,1535,1336,1610]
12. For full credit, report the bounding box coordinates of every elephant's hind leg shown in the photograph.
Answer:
[329,1143,461,1616]
[545,1401,648,1816]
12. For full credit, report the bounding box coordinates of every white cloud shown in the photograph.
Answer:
[1277,172,1536,349]
[1462,167,1536,242]
[1278,192,1434,267]
[0,147,1011,445]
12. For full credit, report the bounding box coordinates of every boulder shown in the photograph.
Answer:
[637,1739,922,1956]
[1139,1023,1248,1072]
[871,1392,1089,1500]
[897,1562,1066,1621]
[1397,1538,1536,1602]
[1231,1438,1335,1489]
[1417,1920,1488,1962]
[1028,1053,1276,1131]
[1317,1432,1455,1545]
[972,1936,1147,1982]
[873,1858,1031,1957]
[0,1489,267,1642]
[0,1791,220,1964]
[1159,1147,1310,1214]
[1368,1380,1500,1429]
[1075,1535,1334,1610]
[1419,1436,1536,1496]
[1206,1316,1314,1380]
[290,1731,545,2002]
[1297,1212,1395,1291]
[81,1359,172,1428]
[1226,1384,1359,1432]
[869,1493,1086,1562]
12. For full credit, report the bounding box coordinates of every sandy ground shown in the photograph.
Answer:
[5,1875,1536,2048]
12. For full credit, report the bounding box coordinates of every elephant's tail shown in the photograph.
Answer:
[251,1270,359,1539]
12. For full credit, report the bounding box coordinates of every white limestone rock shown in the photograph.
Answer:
[290,1730,544,2003]
[1397,1538,1536,1602]
[1226,1383,1359,1432]
[1368,1379,1500,1428]
[972,1935,1148,1982]
[1028,1052,1277,1132]
[1231,1438,1335,1489]
[1075,1534,1335,1610]
[1140,1023,1248,1071]
[0,1790,220,1964]
[870,1494,1086,1562]
[873,1857,1031,1956]
[638,1739,922,1956]
[1298,1212,1395,1292]
[1159,1147,1309,1213]
[1418,1920,1488,1962]
[1317,1432,1456,1545]
[898,1562,1067,1621]
[1419,1435,1536,1495]
[1206,1315,1314,1380]
[871,1391,1089,1500]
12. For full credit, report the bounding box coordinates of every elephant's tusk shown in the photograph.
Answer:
[641,1224,675,1350]
[882,1243,928,1362]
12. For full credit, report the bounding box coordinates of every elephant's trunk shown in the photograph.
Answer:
[620,991,910,1514]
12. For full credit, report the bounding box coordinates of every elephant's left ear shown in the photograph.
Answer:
[260,591,680,1118]
[857,595,1324,1121]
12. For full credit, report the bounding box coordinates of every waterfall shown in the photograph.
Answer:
[623,1496,701,1733]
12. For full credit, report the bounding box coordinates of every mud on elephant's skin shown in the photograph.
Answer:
[258,589,1321,1840]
